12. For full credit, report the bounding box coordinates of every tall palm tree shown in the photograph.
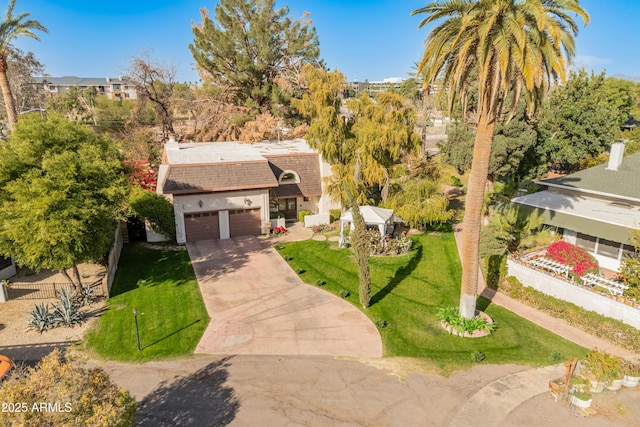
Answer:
[0,0,47,130]
[412,0,589,319]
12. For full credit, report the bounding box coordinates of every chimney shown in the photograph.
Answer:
[606,140,626,171]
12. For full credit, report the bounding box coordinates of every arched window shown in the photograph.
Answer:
[278,171,300,184]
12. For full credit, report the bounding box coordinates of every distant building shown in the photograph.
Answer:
[32,76,138,100]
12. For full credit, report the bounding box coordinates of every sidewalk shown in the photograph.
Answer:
[452,226,638,361]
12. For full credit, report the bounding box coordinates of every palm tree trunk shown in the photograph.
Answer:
[0,55,17,131]
[459,113,495,319]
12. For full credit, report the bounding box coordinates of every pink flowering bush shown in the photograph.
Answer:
[545,241,598,277]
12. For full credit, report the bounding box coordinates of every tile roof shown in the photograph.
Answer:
[539,152,640,202]
[265,153,322,198]
[163,161,278,194]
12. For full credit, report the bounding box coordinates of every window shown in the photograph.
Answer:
[597,238,621,258]
[576,233,596,253]
[278,171,300,184]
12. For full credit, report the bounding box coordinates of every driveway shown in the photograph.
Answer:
[186,237,382,357]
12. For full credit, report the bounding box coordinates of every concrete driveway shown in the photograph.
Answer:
[186,237,382,357]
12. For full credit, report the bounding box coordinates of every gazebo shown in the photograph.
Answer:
[338,206,394,248]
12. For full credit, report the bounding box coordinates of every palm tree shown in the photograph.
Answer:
[0,0,47,130]
[412,0,589,318]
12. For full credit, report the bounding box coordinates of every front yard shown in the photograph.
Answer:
[84,245,209,362]
[278,231,587,372]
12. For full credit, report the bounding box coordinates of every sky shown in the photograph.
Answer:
[11,0,640,84]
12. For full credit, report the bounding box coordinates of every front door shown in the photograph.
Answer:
[277,198,297,220]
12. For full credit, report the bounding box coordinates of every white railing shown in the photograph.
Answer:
[527,257,571,277]
[582,273,628,296]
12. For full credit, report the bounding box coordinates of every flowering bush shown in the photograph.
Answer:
[124,158,157,191]
[362,229,412,256]
[545,241,598,277]
[311,224,335,233]
[270,226,287,236]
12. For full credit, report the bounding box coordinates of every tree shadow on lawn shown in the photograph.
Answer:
[140,319,202,350]
[369,242,423,306]
[136,356,239,426]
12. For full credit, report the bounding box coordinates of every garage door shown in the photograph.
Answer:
[184,211,220,242]
[229,208,262,237]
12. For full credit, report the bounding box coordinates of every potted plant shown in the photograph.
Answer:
[580,349,622,392]
[570,390,593,408]
[622,362,640,388]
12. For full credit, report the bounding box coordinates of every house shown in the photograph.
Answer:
[511,141,640,271]
[157,138,339,244]
[32,76,138,100]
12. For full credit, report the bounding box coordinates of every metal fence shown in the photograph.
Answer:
[4,279,105,301]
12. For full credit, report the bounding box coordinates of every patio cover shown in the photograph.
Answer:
[511,191,640,244]
[339,206,394,247]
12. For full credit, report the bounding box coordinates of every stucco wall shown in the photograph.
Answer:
[507,258,640,329]
[173,189,270,244]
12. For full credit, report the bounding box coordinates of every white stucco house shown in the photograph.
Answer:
[157,138,339,244]
[511,141,640,271]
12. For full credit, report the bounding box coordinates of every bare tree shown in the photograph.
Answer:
[126,49,176,140]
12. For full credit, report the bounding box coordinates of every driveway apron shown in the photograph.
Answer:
[187,237,382,357]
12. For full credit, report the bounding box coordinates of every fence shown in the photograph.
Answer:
[4,278,104,301]
[102,222,124,296]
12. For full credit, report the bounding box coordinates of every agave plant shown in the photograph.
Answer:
[74,283,97,307]
[27,302,53,332]
[51,287,84,327]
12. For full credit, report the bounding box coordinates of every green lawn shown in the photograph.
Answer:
[85,245,209,362]
[278,231,587,372]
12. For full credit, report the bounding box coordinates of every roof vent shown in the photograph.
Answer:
[606,140,626,171]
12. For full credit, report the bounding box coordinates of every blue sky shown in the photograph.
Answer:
[12,0,640,83]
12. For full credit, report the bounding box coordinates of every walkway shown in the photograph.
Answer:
[186,236,382,357]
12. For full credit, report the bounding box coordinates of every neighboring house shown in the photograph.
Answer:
[157,139,339,244]
[0,256,16,281]
[32,76,138,100]
[512,141,640,271]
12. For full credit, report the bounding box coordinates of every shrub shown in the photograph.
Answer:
[471,350,486,362]
[339,290,350,298]
[545,241,598,277]
[0,349,136,426]
[298,210,312,223]
[127,187,176,241]
[329,209,342,223]
[315,280,326,286]
[501,276,640,352]
[311,223,335,233]
[363,229,412,256]
[270,211,285,219]
[436,306,496,336]
[295,268,306,274]
[375,319,389,329]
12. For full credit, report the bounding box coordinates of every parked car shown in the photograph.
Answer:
[0,355,13,381]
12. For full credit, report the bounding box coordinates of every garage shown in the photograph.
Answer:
[229,208,262,237]
[184,211,220,242]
